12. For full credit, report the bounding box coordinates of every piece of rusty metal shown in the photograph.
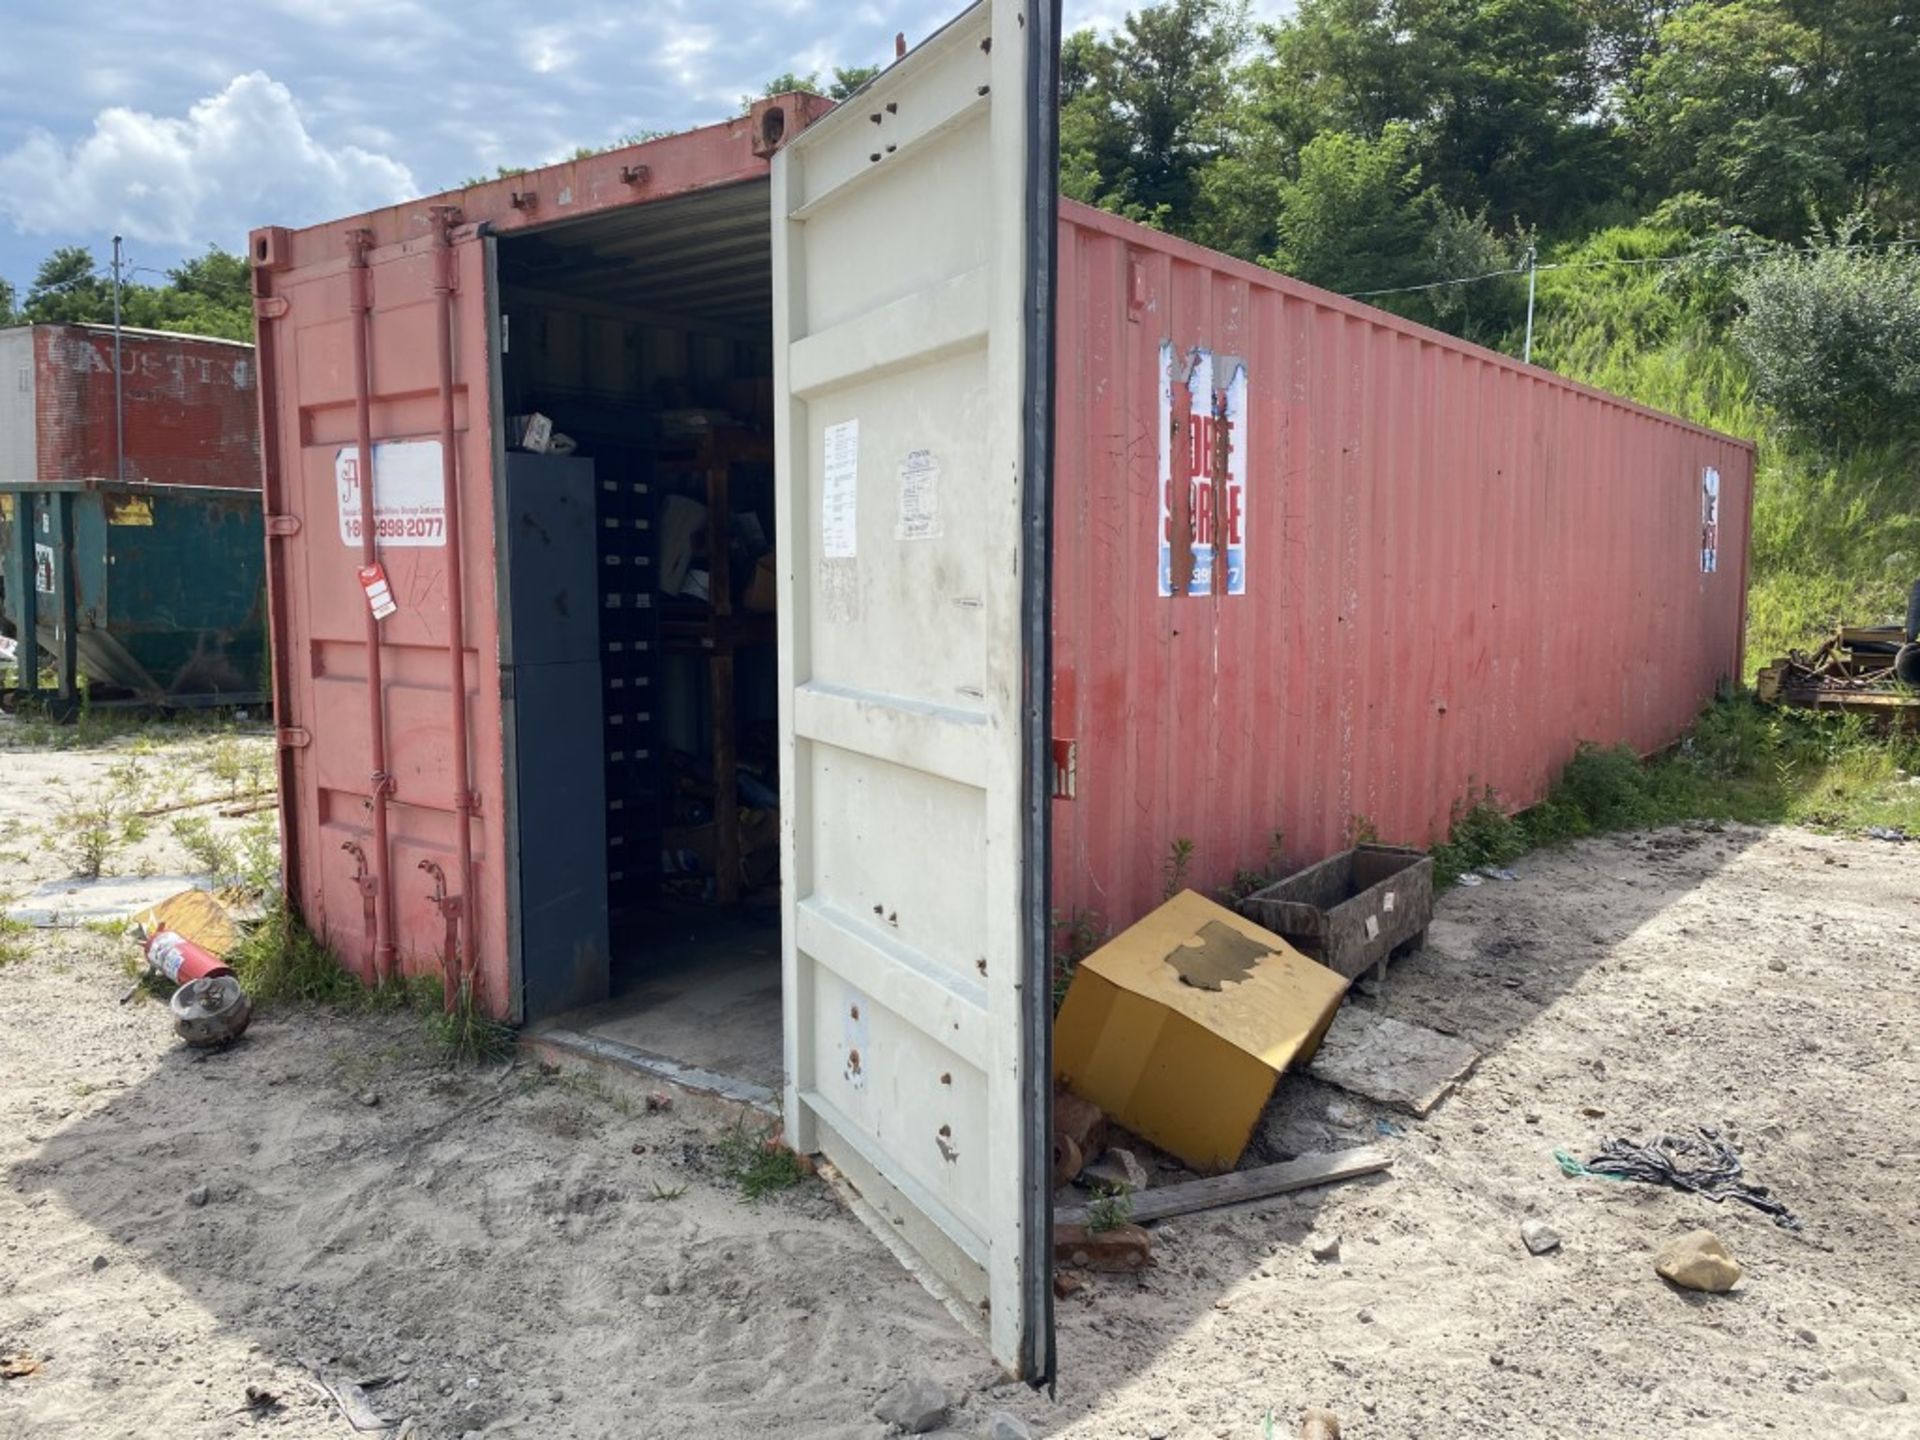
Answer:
[1053,1222,1152,1273]
[1756,615,1920,724]
[171,974,253,1047]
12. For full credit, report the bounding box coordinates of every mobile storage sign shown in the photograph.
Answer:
[336,440,448,547]
[1158,341,1247,596]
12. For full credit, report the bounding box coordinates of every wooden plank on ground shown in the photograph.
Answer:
[1056,1146,1392,1227]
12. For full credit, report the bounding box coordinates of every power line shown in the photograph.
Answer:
[1344,234,1920,301]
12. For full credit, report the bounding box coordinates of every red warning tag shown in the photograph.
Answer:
[358,562,398,621]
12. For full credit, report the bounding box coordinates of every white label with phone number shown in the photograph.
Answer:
[336,441,447,548]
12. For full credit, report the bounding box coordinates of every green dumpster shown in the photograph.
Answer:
[1,481,267,708]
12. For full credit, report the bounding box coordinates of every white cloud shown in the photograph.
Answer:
[0,72,417,249]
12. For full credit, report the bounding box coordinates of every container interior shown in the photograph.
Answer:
[495,179,782,1090]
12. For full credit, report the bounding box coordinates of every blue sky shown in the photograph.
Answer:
[0,1,1290,298]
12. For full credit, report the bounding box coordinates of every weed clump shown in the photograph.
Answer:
[714,1114,811,1201]
[424,980,516,1067]
[0,908,29,967]
[1429,696,1920,885]
[1085,1182,1134,1234]
[224,900,362,1007]
[49,759,148,878]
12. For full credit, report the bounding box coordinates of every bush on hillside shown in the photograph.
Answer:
[1735,232,1920,453]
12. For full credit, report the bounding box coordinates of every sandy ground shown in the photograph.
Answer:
[2,730,1917,1439]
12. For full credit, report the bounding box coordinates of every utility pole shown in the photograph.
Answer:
[1522,244,1538,366]
[111,235,125,485]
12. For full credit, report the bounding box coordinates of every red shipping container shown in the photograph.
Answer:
[1049,206,1753,929]
[247,10,1752,1375]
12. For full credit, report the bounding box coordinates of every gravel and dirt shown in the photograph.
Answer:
[2,727,1916,1438]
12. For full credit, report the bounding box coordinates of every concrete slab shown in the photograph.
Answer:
[1306,1005,1480,1116]
[6,875,208,928]
[544,899,784,1097]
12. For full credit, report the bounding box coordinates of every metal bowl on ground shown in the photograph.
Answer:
[169,974,253,1047]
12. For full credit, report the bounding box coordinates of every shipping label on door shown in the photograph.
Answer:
[821,420,860,559]
[33,543,55,595]
[336,440,448,548]
[1158,342,1248,597]
[1700,466,1720,574]
[896,448,942,540]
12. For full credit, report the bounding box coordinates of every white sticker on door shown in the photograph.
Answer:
[33,543,55,594]
[896,448,942,541]
[336,440,447,548]
[821,420,859,559]
[1700,465,1720,574]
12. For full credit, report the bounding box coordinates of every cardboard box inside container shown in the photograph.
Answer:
[1053,890,1349,1174]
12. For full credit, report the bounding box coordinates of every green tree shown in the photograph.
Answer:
[1265,123,1524,343]
[1058,0,1252,228]
[1629,1,1842,236]
[1790,0,1920,224]
[0,275,15,326]
[16,244,252,342]
[829,65,882,99]
[1267,125,1431,295]
[23,247,114,324]
[760,70,819,96]
[744,63,881,112]
[1263,0,1624,232]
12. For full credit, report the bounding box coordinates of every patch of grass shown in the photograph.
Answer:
[371,972,444,1014]
[204,732,259,799]
[425,980,516,1067]
[0,703,251,755]
[1429,695,1920,885]
[169,816,235,882]
[646,1181,688,1202]
[714,1114,811,1201]
[169,813,278,894]
[1085,1182,1134,1234]
[0,907,29,968]
[534,1065,639,1117]
[48,760,148,878]
[225,899,363,1007]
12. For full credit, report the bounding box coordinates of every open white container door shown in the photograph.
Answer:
[771,0,1059,1381]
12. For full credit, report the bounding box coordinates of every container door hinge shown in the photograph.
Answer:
[277,727,312,749]
[265,514,302,537]
[254,296,290,320]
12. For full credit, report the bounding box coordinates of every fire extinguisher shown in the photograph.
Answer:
[137,926,234,987]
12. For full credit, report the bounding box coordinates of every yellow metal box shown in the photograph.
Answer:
[1053,890,1349,1173]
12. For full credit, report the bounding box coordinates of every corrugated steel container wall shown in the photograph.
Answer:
[5,324,259,489]
[1049,202,1755,933]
